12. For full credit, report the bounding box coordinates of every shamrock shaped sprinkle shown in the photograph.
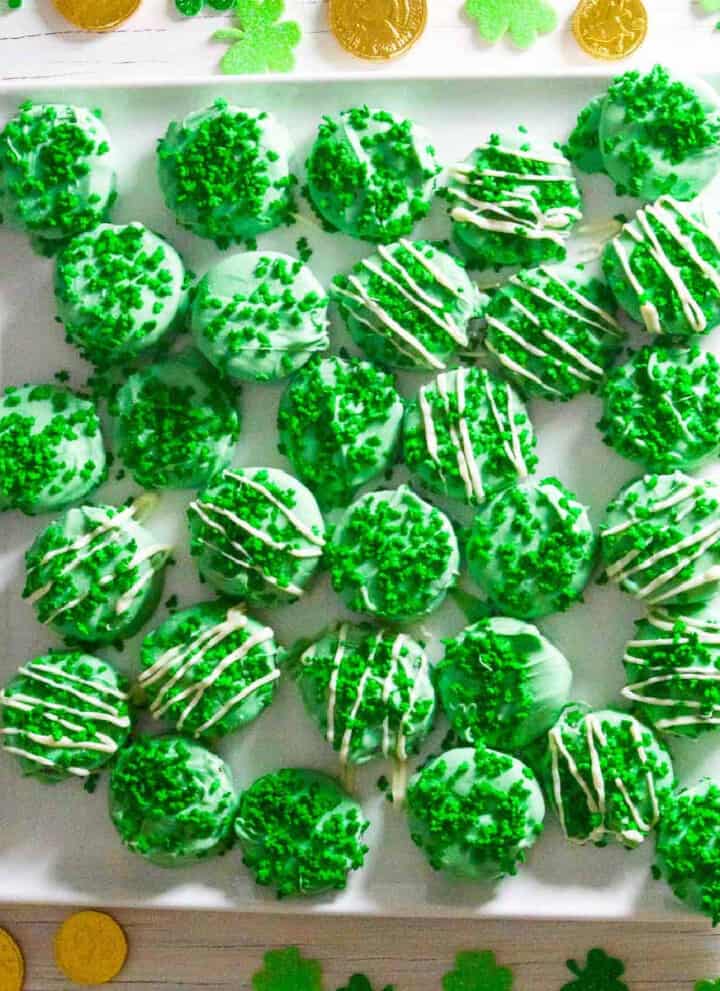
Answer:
[337,976,395,991]
[442,950,514,991]
[252,947,323,991]
[696,981,720,991]
[175,0,233,17]
[562,949,629,991]
[465,0,558,48]
[214,0,302,74]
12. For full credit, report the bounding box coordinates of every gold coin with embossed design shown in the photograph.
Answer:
[329,0,427,61]
[54,911,128,985]
[572,0,647,60]
[0,929,24,991]
[53,0,140,32]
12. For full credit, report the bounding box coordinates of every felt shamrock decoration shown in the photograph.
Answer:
[214,0,302,74]
[252,948,324,991]
[561,949,629,991]
[465,0,558,48]
[337,977,395,991]
[442,951,514,991]
[175,0,233,16]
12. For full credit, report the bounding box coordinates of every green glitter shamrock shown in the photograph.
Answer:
[337,977,395,991]
[562,949,628,991]
[699,0,720,12]
[696,982,720,991]
[465,0,558,48]
[214,0,301,74]
[442,951,514,991]
[252,948,323,991]
[175,0,233,16]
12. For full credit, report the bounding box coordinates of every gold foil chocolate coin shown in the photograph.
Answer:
[0,929,24,991]
[54,911,128,986]
[572,0,648,60]
[329,0,427,61]
[52,0,141,32]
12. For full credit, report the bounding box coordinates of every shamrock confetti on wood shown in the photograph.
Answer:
[696,981,720,991]
[465,0,558,48]
[214,0,302,74]
[175,0,233,16]
[442,951,514,991]
[337,977,395,991]
[252,948,323,991]
[562,949,629,991]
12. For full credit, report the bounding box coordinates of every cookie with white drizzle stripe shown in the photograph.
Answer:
[482,264,625,402]
[444,130,582,271]
[331,239,485,372]
[23,503,171,645]
[539,703,674,849]
[403,366,537,506]
[0,651,132,783]
[622,599,720,738]
[139,600,280,741]
[602,196,720,339]
[599,471,720,608]
[188,466,325,606]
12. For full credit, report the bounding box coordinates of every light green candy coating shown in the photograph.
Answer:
[0,651,131,784]
[54,222,188,366]
[0,383,106,516]
[109,735,237,867]
[23,503,169,644]
[563,95,606,175]
[406,745,545,881]
[403,366,537,506]
[191,251,329,383]
[188,466,325,606]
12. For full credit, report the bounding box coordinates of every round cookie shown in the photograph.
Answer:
[623,600,720,738]
[403,366,537,506]
[482,264,625,402]
[139,601,280,741]
[305,107,440,243]
[328,485,460,623]
[445,130,582,270]
[436,617,572,751]
[0,102,116,242]
[109,735,237,867]
[540,704,674,848]
[599,66,720,201]
[598,345,720,471]
[54,223,188,366]
[111,349,240,490]
[406,745,545,880]
[23,502,170,644]
[600,471,720,609]
[188,466,325,605]
[467,477,596,620]
[157,101,294,248]
[563,95,606,175]
[0,383,106,516]
[0,651,131,783]
[331,239,485,371]
[234,768,370,898]
[277,354,404,510]
[603,197,720,339]
[191,251,329,383]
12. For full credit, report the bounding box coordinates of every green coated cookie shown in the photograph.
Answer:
[0,383,106,516]
[0,651,131,783]
[563,95,606,175]
[191,251,329,383]
[277,354,404,510]
[109,735,237,867]
[234,768,370,898]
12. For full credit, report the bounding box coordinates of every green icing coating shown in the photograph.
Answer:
[139,600,279,741]
[109,734,237,867]
[234,767,370,898]
[331,239,485,371]
[111,349,241,490]
[482,264,624,402]
[0,383,106,516]
[54,222,189,366]
[277,354,404,510]
[306,107,440,243]
[191,250,329,383]
[0,651,131,783]
[157,101,294,248]
[403,366,537,506]
[328,485,460,623]
[600,471,720,608]
[436,617,572,751]
[563,95,606,175]
[538,704,673,849]
[0,102,116,241]
[188,466,325,605]
[598,345,720,471]
[656,778,720,924]
[599,66,720,201]
[467,477,595,620]
[406,745,545,880]
[23,502,170,644]
[602,196,720,339]
[444,130,582,270]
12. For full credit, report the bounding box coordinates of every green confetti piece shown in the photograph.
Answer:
[442,951,514,991]
[696,982,720,991]
[562,949,628,991]
[214,0,302,74]
[465,0,557,48]
[175,0,233,15]
[337,977,395,991]
[700,0,720,12]
[252,948,323,991]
